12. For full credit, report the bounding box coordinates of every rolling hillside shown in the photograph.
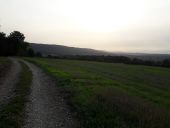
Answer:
[30,43,110,56]
[30,43,170,61]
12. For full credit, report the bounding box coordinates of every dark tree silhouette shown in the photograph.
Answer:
[0,32,7,55]
[8,31,25,41]
[0,32,6,39]
[0,30,42,57]
[36,52,42,57]
[162,59,170,67]
[6,31,25,55]
[27,48,35,57]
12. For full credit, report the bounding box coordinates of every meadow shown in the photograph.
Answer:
[26,58,170,128]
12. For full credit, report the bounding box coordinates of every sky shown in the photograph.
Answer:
[0,0,170,53]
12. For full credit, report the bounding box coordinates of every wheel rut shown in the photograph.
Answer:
[23,61,76,128]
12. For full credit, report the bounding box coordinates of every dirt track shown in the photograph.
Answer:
[23,61,76,128]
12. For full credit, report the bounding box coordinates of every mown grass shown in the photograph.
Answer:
[0,62,32,128]
[25,58,170,128]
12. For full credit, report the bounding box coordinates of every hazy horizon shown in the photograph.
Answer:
[0,0,170,54]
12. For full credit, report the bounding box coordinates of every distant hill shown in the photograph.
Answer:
[30,43,111,56]
[30,43,170,61]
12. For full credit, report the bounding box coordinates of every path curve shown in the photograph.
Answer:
[0,58,21,106]
[23,61,76,128]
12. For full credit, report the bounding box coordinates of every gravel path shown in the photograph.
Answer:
[0,58,21,106]
[23,61,77,128]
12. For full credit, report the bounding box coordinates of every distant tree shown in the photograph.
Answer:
[8,31,25,42]
[18,42,30,56]
[36,52,42,57]
[7,31,27,56]
[144,60,155,66]
[27,48,35,57]
[132,58,144,65]
[162,59,170,67]
[0,32,6,39]
[0,32,7,55]
[47,55,52,58]
[0,30,35,57]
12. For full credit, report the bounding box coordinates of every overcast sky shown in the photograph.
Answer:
[0,0,170,53]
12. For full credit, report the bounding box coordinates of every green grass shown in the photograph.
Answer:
[0,62,32,128]
[25,58,170,128]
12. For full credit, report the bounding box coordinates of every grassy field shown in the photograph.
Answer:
[26,58,170,128]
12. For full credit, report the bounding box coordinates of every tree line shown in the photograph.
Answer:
[48,55,170,68]
[0,31,42,57]
[1,30,170,68]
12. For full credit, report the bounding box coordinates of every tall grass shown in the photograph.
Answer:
[78,88,170,128]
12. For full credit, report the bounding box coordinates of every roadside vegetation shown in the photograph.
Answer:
[0,62,32,128]
[0,58,12,79]
[26,58,170,128]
